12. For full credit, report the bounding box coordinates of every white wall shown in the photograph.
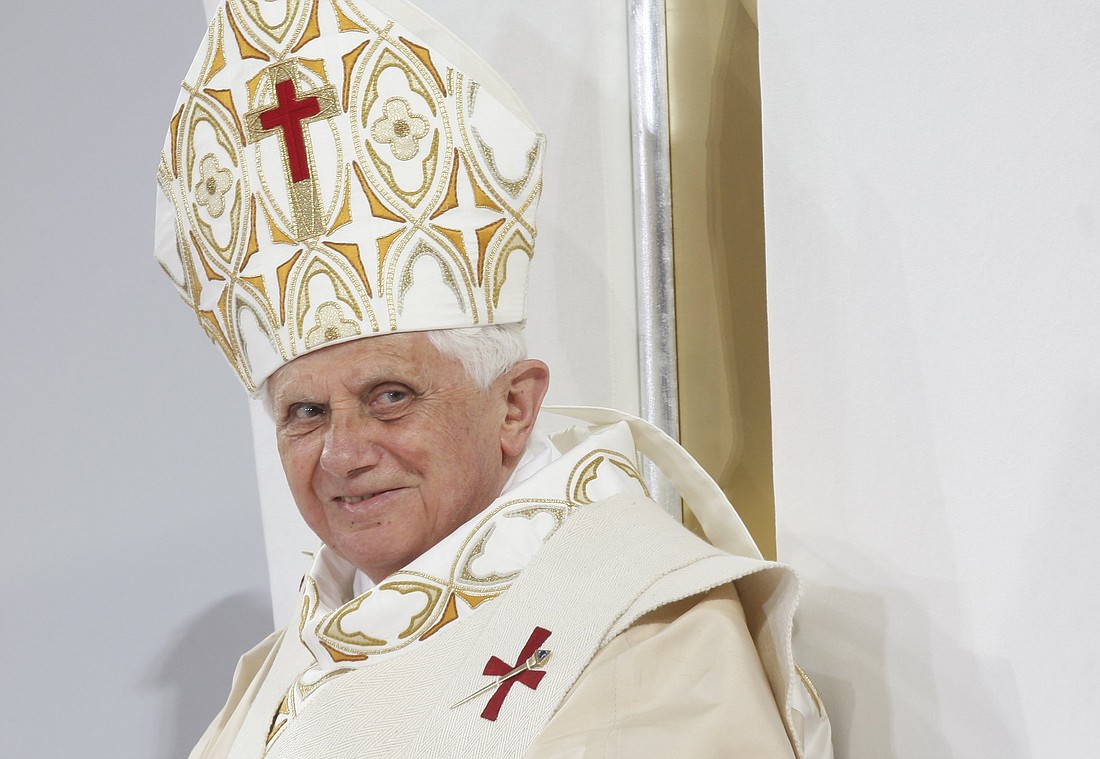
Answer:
[0,3,272,758]
[760,2,1100,756]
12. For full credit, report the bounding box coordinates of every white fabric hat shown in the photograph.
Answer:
[155,0,545,393]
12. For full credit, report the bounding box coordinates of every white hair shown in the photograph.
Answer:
[426,323,527,389]
[259,324,527,414]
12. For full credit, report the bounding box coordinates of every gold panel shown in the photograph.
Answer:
[225,4,271,62]
[353,160,404,222]
[398,36,447,97]
[341,41,371,112]
[169,105,183,178]
[666,0,776,559]
[332,0,368,33]
[275,249,304,324]
[430,150,461,220]
[325,241,373,297]
[290,0,322,53]
[202,88,244,143]
[474,218,504,285]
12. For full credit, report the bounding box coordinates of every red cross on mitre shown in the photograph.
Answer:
[245,62,340,239]
[479,626,552,721]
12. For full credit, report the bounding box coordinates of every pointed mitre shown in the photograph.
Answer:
[154,0,544,393]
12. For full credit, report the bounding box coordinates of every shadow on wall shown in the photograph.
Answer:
[763,127,1037,756]
[797,563,1030,758]
[147,592,273,758]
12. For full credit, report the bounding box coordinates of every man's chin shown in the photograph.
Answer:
[334,532,427,583]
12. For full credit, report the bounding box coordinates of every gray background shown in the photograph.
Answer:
[0,3,272,757]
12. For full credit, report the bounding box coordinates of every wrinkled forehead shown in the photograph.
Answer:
[262,331,432,408]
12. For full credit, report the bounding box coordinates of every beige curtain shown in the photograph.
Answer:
[666,0,775,558]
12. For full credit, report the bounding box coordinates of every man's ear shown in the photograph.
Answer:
[499,359,550,459]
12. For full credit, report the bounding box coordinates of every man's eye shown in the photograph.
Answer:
[377,390,407,405]
[291,403,326,420]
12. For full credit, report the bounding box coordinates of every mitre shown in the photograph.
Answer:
[154,0,544,393]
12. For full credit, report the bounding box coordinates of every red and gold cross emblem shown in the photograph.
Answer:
[452,627,553,721]
[246,62,340,240]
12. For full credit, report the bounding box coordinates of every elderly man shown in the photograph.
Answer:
[156,1,831,757]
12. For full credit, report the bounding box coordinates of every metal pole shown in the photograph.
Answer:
[627,0,681,518]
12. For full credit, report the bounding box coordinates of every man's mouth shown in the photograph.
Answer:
[334,488,402,506]
[339,494,375,504]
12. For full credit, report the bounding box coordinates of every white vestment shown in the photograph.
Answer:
[189,411,832,758]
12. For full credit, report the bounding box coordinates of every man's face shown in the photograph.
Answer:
[268,332,514,581]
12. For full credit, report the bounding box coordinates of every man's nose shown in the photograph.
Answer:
[319,412,382,477]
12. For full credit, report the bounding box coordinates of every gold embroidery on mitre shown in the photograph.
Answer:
[234,299,285,388]
[341,40,371,112]
[474,218,505,286]
[290,0,323,53]
[371,97,430,161]
[217,286,233,332]
[293,257,371,338]
[159,0,544,394]
[332,0,368,33]
[205,17,228,83]
[189,229,226,283]
[260,196,297,245]
[398,36,446,96]
[431,225,467,261]
[304,301,360,348]
[237,295,285,355]
[358,47,440,209]
[245,61,341,240]
[375,227,404,287]
[325,241,373,297]
[330,174,354,233]
[490,231,535,308]
[240,195,261,271]
[473,128,541,199]
[169,105,184,178]
[202,88,245,144]
[185,98,244,261]
[232,0,302,50]
[275,249,303,324]
[177,230,204,304]
[396,245,468,318]
[297,56,328,81]
[429,149,461,220]
[353,160,404,222]
[239,274,267,299]
[194,154,235,218]
[224,4,271,62]
[466,159,502,212]
[245,67,267,107]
